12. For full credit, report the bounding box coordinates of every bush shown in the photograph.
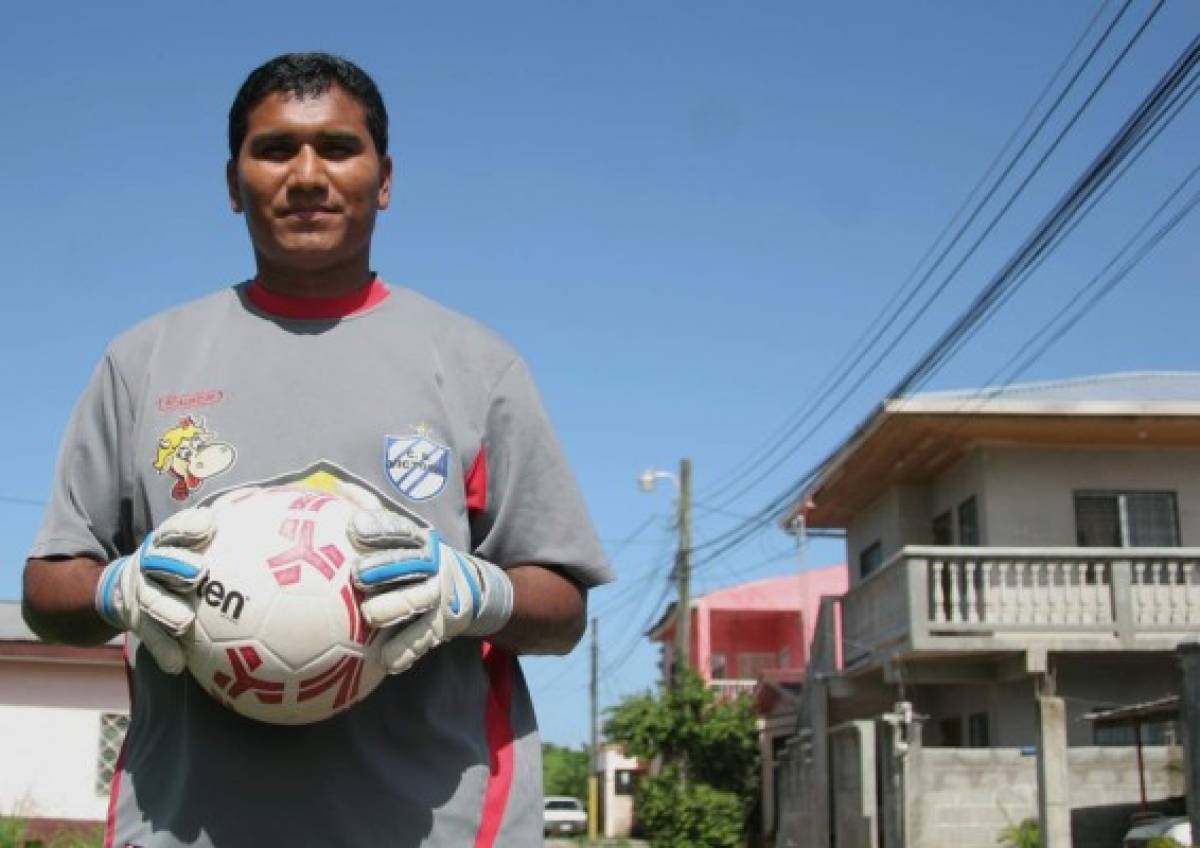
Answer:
[0,818,28,848]
[996,817,1039,848]
[636,769,743,848]
[1146,837,1185,848]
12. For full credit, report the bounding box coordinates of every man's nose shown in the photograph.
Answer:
[288,145,326,191]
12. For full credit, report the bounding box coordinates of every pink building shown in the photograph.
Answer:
[646,564,848,840]
[648,564,848,697]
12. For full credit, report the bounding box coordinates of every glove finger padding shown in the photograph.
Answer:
[349,510,427,554]
[379,610,444,675]
[138,578,201,637]
[138,616,188,675]
[153,507,217,552]
[359,578,441,629]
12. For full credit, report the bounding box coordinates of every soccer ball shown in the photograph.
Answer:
[185,484,387,725]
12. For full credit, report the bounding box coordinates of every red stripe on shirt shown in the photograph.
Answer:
[246,276,390,320]
[465,446,488,514]
[474,642,515,848]
[104,639,134,848]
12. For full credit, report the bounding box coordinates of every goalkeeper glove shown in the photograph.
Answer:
[349,510,514,674]
[95,508,214,674]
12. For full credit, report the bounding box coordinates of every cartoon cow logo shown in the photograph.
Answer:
[154,416,236,501]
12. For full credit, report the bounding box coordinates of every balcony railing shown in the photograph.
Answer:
[841,546,1200,664]
[707,678,758,700]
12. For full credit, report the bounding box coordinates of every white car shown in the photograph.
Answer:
[543,796,588,836]
[1123,815,1192,848]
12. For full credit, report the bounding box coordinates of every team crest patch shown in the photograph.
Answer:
[153,416,236,502]
[384,430,451,501]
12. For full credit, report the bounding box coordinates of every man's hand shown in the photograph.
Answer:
[349,510,514,674]
[95,508,214,674]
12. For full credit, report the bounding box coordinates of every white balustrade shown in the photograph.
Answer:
[842,546,1200,657]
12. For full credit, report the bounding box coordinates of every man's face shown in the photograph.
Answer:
[226,85,392,276]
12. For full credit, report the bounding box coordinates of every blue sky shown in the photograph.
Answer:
[2,2,1198,747]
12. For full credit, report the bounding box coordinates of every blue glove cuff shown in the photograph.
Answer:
[95,557,130,630]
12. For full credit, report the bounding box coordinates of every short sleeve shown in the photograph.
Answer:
[28,352,136,563]
[470,357,613,588]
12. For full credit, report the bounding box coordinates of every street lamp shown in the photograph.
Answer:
[638,459,693,684]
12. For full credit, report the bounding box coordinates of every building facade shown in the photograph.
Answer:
[0,602,127,837]
[774,373,1200,848]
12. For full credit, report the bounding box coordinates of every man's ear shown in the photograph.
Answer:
[377,154,394,210]
[226,160,242,214]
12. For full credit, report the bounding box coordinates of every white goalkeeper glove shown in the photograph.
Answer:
[95,508,214,674]
[349,510,514,674]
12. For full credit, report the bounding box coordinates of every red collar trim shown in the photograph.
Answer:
[247,276,390,320]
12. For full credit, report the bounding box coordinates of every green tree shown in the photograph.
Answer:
[604,668,760,845]
[542,742,590,799]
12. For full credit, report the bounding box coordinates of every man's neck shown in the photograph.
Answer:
[253,256,374,299]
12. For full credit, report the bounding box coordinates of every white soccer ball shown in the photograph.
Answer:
[185,484,387,725]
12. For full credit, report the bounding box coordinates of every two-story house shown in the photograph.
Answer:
[773,373,1200,848]
[648,565,848,842]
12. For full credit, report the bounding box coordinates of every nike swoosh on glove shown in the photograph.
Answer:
[349,510,514,674]
[95,508,214,674]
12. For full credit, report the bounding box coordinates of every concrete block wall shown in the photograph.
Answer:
[911,749,1038,848]
[910,746,1184,848]
[1068,747,1185,848]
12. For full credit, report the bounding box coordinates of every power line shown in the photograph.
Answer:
[0,495,47,508]
[697,0,1134,505]
[686,24,1199,569]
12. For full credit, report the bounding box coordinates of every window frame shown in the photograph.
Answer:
[957,496,980,546]
[1074,490,1181,548]
[95,712,130,796]
[859,540,883,579]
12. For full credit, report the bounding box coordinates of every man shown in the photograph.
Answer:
[23,53,610,847]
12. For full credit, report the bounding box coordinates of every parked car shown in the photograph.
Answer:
[1123,815,1192,848]
[543,796,588,836]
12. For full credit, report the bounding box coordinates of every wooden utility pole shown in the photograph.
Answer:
[674,458,693,679]
[588,617,600,840]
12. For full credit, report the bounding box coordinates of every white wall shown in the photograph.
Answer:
[0,660,128,822]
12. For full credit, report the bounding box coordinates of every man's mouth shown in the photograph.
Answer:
[283,206,337,220]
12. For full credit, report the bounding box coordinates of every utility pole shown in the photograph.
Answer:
[674,458,693,680]
[588,617,600,841]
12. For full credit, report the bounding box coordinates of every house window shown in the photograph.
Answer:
[938,716,963,747]
[1094,718,1176,746]
[967,712,990,747]
[738,653,778,679]
[859,541,882,578]
[615,769,639,796]
[957,497,980,545]
[1075,491,1180,547]
[932,511,953,545]
[709,653,728,679]
[96,712,129,795]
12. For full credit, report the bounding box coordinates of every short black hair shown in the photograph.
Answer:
[228,52,389,158]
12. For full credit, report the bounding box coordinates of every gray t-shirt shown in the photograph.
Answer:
[31,281,611,848]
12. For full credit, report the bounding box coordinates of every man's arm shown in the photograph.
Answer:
[22,556,117,646]
[485,563,586,656]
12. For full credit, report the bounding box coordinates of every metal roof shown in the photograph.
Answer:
[1083,696,1180,726]
[785,371,1200,528]
[892,371,1200,412]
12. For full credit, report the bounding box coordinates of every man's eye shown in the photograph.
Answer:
[255,142,295,160]
[321,143,357,160]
